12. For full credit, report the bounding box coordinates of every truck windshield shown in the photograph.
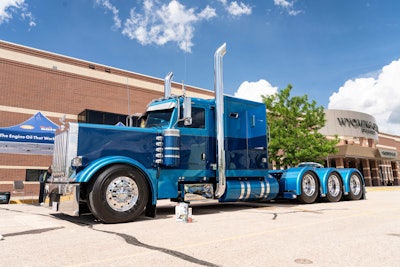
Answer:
[145,109,173,128]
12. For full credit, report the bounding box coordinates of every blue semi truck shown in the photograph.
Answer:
[45,43,365,223]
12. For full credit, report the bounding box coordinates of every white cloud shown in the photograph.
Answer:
[234,79,278,102]
[328,58,400,135]
[274,0,302,16]
[274,0,293,8]
[0,0,23,24]
[94,0,251,52]
[96,0,121,29]
[0,0,35,27]
[198,5,218,20]
[21,10,35,27]
[218,0,252,17]
[122,0,216,53]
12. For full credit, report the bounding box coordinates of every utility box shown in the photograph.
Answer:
[0,192,10,204]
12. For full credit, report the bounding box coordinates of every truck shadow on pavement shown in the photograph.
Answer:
[48,197,351,226]
[49,200,305,225]
[153,200,349,222]
[148,200,297,219]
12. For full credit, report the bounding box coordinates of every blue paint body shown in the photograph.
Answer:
[53,95,365,211]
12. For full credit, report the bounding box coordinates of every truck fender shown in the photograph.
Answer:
[277,167,319,196]
[313,168,343,197]
[74,156,157,204]
[335,168,365,195]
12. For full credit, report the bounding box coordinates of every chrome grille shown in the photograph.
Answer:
[51,123,78,181]
[52,128,68,178]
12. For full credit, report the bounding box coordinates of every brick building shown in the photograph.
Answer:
[320,109,400,186]
[0,40,213,200]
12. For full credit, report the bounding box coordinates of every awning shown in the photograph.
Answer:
[330,145,400,161]
[0,112,59,155]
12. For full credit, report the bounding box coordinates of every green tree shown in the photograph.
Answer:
[262,84,338,168]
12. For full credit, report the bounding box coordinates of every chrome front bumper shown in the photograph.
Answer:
[45,183,80,217]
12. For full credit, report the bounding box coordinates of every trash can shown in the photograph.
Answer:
[0,192,11,204]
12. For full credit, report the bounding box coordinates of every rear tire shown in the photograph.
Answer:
[298,171,319,204]
[87,165,149,223]
[326,172,343,202]
[348,172,363,200]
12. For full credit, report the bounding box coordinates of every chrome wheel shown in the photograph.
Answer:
[302,173,317,197]
[349,173,362,200]
[88,165,149,223]
[328,174,341,197]
[326,173,342,202]
[106,176,139,212]
[298,171,319,204]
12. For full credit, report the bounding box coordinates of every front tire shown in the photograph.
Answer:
[298,171,319,204]
[87,165,149,223]
[348,172,363,200]
[326,172,343,202]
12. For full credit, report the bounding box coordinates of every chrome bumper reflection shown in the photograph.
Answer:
[45,183,80,217]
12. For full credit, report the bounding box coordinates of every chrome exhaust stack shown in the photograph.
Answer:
[164,72,174,98]
[214,43,227,198]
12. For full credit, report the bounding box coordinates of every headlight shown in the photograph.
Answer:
[71,156,84,168]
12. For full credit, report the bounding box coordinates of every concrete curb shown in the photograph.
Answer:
[366,186,400,192]
[5,197,39,205]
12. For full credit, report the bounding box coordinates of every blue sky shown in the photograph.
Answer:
[1,0,400,134]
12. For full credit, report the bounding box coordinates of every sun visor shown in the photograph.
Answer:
[147,102,176,111]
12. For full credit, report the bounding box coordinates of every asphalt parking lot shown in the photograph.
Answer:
[1,187,400,267]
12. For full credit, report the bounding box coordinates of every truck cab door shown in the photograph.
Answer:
[177,104,215,179]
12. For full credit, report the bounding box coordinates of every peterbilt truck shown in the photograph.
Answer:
[45,43,365,223]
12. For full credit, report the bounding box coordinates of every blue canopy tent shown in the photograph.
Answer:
[0,112,59,155]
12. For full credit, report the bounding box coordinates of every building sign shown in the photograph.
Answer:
[378,149,398,159]
[336,117,379,136]
[319,110,379,141]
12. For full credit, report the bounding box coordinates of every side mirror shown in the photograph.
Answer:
[183,97,192,126]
